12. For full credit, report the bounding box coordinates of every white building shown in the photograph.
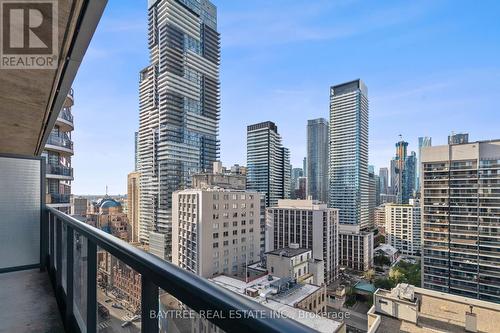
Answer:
[385,200,421,256]
[265,199,339,284]
[266,245,325,285]
[172,188,261,278]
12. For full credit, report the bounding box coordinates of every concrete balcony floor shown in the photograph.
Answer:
[0,269,64,333]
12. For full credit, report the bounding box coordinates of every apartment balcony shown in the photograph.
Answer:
[46,164,74,180]
[45,134,74,155]
[46,193,71,205]
[56,108,74,132]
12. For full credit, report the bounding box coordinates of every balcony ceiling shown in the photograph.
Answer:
[0,0,107,156]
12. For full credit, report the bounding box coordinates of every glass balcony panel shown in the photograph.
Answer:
[97,249,142,332]
[74,232,88,331]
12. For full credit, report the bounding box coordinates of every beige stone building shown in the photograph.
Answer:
[127,172,140,243]
[172,188,261,278]
[266,199,339,284]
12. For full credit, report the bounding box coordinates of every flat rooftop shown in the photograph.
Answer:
[210,275,343,333]
[266,247,310,258]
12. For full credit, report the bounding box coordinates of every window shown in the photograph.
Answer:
[213,242,219,248]
[233,221,238,227]
[223,231,228,237]
[213,233,219,239]
[232,203,237,209]
[233,230,238,235]
[240,194,246,200]
[213,223,219,229]
[223,222,229,228]
[241,203,246,209]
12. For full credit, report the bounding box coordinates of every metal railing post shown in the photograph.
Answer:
[141,276,159,332]
[87,239,97,333]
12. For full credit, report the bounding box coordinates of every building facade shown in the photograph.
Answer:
[421,140,500,303]
[307,118,329,204]
[265,200,339,284]
[137,0,220,260]
[172,188,261,278]
[43,90,75,214]
[379,167,389,195]
[448,132,469,145]
[127,172,141,243]
[417,136,432,193]
[246,121,291,207]
[329,79,369,229]
[385,201,421,256]
[338,224,373,271]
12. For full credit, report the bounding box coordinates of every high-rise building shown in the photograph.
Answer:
[307,118,329,204]
[329,79,369,229]
[303,157,307,178]
[385,200,421,256]
[172,188,261,278]
[417,136,432,193]
[290,167,304,199]
[368,166,378,230]
[379,167,389,195]
[421,139,500,303]
[265,199,339,284]
[391,140,416,204]
[294,177,307,200]
[137,0,220,260]
[127,171,141,243]
[448,132,469,145]
[192,161,246,190]
[246,121,291,207]
[43,90,75,214]
[134,131,139,171]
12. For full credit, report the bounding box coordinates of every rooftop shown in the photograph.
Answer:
[266,247,311,258]
[210,275,343,333]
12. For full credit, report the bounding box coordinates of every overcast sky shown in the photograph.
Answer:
[71,0,500,194]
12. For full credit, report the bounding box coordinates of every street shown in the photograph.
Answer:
[97,288,141,332]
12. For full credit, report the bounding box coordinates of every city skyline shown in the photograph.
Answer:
[71,0,500,194]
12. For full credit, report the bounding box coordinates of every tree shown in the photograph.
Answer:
[364,269,376,283]
[374,278,395,290]
[389,268,404,283]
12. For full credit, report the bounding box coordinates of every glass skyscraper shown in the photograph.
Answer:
[247,121,291,207]
[329,79,369,229]
[417,136,432,193]
[307,118,329,204]
[138,0,220,260]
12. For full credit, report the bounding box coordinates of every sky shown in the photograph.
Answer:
[71,0,500,195]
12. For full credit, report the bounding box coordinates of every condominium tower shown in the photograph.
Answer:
[127,171,140,243]
[137,0,220,260]
[421,139,500,303]
[43,90,75,214]
[247,121,291,207]
[307,118,329,204]
[329,79,369,229]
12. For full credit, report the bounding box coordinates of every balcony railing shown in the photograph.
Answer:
[46,164,73,177]
[44,206,313,333]
[47,193,71,204]
[47,134,73,150]
[58,108,74,123]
